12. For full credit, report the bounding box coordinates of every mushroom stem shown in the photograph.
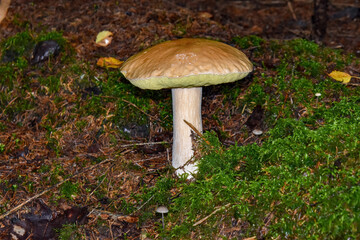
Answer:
[161,213,165,229]
[171,87,203,176]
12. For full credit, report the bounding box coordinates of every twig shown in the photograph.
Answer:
[287,0,297,20]
[347,83,360,86]
[119,141,168,148]
[0,158,114,220]
[131,195,154,215]
[89,209,127,220]
[0,97,18,117]
[89,209,139,225]
[193,203,231,226]
[134,154,165,163]
[183,119,210,145]
[87,161,117,201]
[122,99,163,123]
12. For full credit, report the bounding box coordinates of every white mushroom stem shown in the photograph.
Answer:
[171,87,203,176]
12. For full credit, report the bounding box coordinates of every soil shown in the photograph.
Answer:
[1,0,359,60]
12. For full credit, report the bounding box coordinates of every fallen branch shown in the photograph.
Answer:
[0,158,114,220]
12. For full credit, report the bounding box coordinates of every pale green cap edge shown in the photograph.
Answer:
[127,71,251,90]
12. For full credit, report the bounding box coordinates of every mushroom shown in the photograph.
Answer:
[120,38,253,177]
[252,129,263,136]
[155,206,169,229]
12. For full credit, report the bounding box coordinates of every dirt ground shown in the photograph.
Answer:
[0,0,359,239]
[1,0,359,60]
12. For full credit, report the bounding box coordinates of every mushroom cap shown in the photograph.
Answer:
[156,206,169,214]
[120,38,253,90]
[252,129,263,135]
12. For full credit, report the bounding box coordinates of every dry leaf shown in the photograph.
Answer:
[328,70,352,84]
[198,12,212,19]
[117,215,139,223]
[97,57,123,68]
[95,31,113,47]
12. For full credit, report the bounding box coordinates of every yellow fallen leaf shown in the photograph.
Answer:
[96,31,113,47]
[328,70,352,84]
[97,57,123,68]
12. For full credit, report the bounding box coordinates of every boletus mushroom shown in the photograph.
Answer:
[120,38,252,177]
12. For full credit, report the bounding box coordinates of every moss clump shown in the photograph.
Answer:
[233,35,265,49]
[160,97,360,239]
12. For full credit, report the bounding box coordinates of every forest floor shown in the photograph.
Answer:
[0,0,359,239]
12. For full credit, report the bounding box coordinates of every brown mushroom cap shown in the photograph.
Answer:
[120,38,253,90]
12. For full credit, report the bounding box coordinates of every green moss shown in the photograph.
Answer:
[162,95,360,239]
[233,35,264,49]
[59,181,80,200]
[0,30,73,121]
[172,22,187,36]
[288,38,319,55]
[1,31,34,62]
[57,223,82,240]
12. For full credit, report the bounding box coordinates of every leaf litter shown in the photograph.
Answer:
[0,0,359,239]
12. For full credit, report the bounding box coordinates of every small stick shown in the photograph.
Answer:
[0,97,18,117]
[193,203,231,226]
[89,209,132,221]
[287,1,297,20]
[87,161,117,201]
[119,141,168,148]
[134,154,165,163]
[131,195,154,215]
[183,119,210,145]
[0,158,113,220]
